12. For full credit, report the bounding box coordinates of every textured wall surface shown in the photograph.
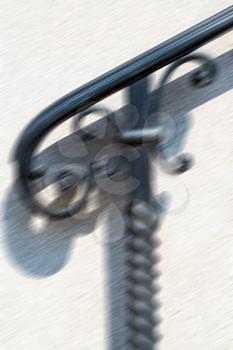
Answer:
[0,1,233,349]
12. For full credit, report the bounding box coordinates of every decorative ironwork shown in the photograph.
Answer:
[13,6,233,349]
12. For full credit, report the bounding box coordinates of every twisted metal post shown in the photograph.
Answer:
[12,6,233,349]
[124,78,160,349]
[120,53,216,349]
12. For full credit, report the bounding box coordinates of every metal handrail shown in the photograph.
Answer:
[15,6,233,163]
[13,6,233,349]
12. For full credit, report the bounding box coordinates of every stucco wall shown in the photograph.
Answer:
[0,1,233,349]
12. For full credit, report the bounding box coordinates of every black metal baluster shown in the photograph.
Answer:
[126,78,160,349]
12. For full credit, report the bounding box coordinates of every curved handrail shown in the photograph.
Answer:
[14,6,233,215]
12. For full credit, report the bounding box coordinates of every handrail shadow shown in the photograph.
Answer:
[2,49,233,348]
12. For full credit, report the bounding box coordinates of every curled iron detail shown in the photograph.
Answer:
[13,54,217,219]
[72,105,113,141]
[13,6,233,219]
[156,53,216,175]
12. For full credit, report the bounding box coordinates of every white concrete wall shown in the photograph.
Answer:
[0,1,233,349]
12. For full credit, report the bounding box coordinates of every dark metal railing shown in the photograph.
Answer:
[14,6,233,350]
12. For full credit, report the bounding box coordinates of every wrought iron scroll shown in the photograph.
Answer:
[13,6,233,350]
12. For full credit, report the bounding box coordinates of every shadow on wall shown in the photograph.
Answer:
[2,48,233,347]
[3,185,99,277]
